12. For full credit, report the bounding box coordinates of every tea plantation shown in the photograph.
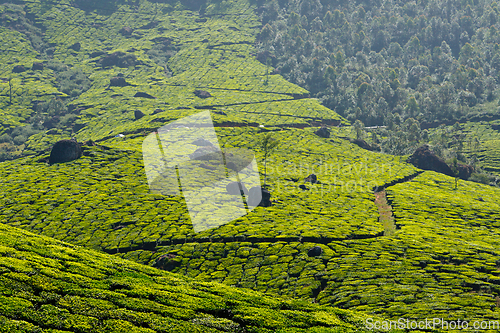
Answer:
[0,0,499,331]
[0,221,399,332]
[456,121,500,177]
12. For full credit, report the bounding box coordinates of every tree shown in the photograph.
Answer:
[473,137,480,154]
[260,24,273,42]
[451,157,460,190]
[353,119,365,140]
[405,118,420,143]
[405,96,419,117]
[259,133,279,187]
[265,57,272,85]
[8,77,12,105]
[421,129,429,142]
[459,43,474,64]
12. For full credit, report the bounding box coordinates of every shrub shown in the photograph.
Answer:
[46,60,68,72]
[0,133,13,144]
[56,69,91,97]
[470,172,495,185]
[13,135,27,145]
[11,124,39,138]
[59,114,78,128]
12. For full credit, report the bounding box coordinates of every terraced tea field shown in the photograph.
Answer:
[0,128,417,255]
[458,121,500,177]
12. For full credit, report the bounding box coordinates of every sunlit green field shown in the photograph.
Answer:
[0,0,500,331]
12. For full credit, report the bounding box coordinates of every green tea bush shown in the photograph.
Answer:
[0,142,20,162]
[1,0,500,328]
[146,41,178,76]
[46,60,68,72]
[0,222,387,332]
[6,124,41,149]
[0,3,45,51]
[11,124,38,138]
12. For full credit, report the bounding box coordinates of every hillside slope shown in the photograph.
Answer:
[0,221,399,332]
[0,0,500,329]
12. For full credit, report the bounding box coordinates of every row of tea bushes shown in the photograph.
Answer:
[460,121,500,177]
[387,171,500,253]
[140,233,500,322]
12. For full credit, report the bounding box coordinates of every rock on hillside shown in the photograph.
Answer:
[407,145,454,177]
[315,126,330,138]
[248,186,271,207]
[458,163,474,180]
[109,76,130,87]
[49,139,82,164]
[194,90,212,98]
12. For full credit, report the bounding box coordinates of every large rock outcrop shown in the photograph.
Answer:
[457,163,474,180]
[119,26,133,36]
[248,186,271,207]
[351,138,377,151]
[407,145,454,176]
[100,52,136,68]
[315,127,330,138]
[49,139,82,164]
[12,65,26,73]
[308,246,322,257]
[134,110,145,120]
[109,77,130,87]
[32,62,44,70]
[69,42,81,51]
[194,90,212,98]
[134,92,156,99]
[305,174,318,184]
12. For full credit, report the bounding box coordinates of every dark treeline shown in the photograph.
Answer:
[255,0,500,129]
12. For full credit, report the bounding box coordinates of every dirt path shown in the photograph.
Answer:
[372,170,423,235]
[374,190,395,236]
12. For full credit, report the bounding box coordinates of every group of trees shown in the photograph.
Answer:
[255,0,500,185]
[256,0,500,127]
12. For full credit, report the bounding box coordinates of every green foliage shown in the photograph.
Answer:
[56,68,92,97]
[469,172,495,185]
[256,0,500,129]
[0,133,12,144]
[352,120,364,140]
[428,121,500,180]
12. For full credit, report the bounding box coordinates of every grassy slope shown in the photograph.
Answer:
[0,222,400,333]
[0,0,499,330]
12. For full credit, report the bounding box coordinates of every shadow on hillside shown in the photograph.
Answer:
[39,0,130,15]
[149,0,208,12]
